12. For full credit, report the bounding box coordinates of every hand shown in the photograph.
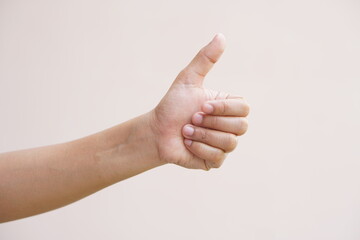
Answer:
[148,34,250,170]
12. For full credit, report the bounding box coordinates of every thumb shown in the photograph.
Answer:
[176,33,226,86]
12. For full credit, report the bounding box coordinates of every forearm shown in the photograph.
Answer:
[0,112,163,223]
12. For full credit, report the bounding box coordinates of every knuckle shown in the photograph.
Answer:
[209,116,218,128]
[211,162,222,169]
[200,48,216,64]
[178,69,191,81]
[217,101,225,115]
[198,127,208,140]
[236,118,249,135]
[204,160,211,171]
[220,101,228,115]
[210,151,225,168]
[225,134,238,152]
[178,69,188,77]
[242,102,250,116]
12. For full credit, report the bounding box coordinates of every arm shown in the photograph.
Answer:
[0,34,250,223]
[0,113,162,222]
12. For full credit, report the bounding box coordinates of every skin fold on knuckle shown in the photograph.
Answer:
[217,101,227,115]
[201,48,217,64]
[204,160,211,171]
[198,127,208,141]
[207,115,218,129]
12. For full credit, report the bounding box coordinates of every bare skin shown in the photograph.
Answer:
[0,34,249,223]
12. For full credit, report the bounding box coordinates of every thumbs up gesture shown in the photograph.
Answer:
[149,34,249,170]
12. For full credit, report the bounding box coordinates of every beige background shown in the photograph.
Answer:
[0,0,360,239]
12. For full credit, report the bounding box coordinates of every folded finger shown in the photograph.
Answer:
[192,113,248,136]
[182,125,237,153]
[184,139,226,169]
[201,98,250,117]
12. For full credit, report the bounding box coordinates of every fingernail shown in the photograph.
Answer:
[193,113,203,125]
[203,103,214,114]
[183,125,194,136]
[184,139,193,146]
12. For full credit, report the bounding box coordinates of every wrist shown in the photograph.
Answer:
[91,111,165,184]
[125,111,165,168]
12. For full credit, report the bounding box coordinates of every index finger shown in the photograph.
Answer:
[201,98,250,117]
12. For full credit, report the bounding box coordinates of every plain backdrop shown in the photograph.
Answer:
[0,0,360,239]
